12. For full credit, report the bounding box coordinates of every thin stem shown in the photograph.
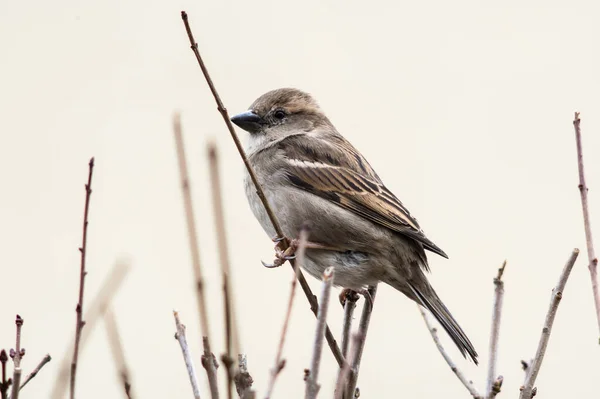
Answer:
[334,333,361,399]
[172,114,218,399]
[10,315,24,399]
[340,292,359,358]
[486,261,506,399]
[201,337,220,399]
[344,285,377,399]
[174,311,201,399]
[519,249,579,399]
[265,228,308,399]
[104,308,133,399]
[305,267,335,399]
[179,11,344,367]
[19,354,51,391]
[573,112,600,341]
[71,157,94,399]
[420,306,482,399]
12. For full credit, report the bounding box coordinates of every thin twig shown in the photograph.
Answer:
[334,333,361,399]
[71,157,94,399]
[19,354,51,391]
[265,228,308,399]
[208,141,241,399]
[340,291,359,358]
[305,267,335,399]
[104,308,133,399]
[573,112,600,341]
[0,350,9,399]
[344,285,378,399]
[174,311,201,399]
[234,354,254,398]
[486,261,506,399]
[179,11,344,368]
[10,315,24,399]
[51,261,131,399]
[519,249,579,399]
[172,114,219,398]
[419,306,482,399]
[201,337,220,399]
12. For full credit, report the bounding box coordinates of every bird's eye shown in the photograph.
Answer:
[273,109,286,120]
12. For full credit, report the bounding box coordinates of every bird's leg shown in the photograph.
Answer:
[262,236,339,268]
[339,288,373,312]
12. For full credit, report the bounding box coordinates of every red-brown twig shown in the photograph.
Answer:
[172,114,219,399]
[19,354,51,391]
[573,112,600,341]
[0,350,8,399]
[70,157,94,399]
[343,285,377,399]
[207,142,243,399]
[104,308,133,399]
[265,228,308,399]
[305,267,335,399]
[486,261,506,399]
[179,11,344,368]
[519,249,579,399]
[420,306,482,399]
[174,311,201,399]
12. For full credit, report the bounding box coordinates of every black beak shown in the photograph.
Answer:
[230,110,263,133]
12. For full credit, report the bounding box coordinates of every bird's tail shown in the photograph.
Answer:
[408,282,478,364]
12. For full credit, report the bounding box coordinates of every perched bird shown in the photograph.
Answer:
[231,88,478,363]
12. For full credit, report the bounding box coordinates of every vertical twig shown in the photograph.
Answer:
[305,267,335,399]
[486,261,506,399]
[19,354,51,391]
[573,112,600,341]
[179,11,344,368]
[0,350,8,399]
[344,285,377,399]
[419,307,482,399]
[519,249,579,399]
[71,157,95,399]
[172,114,219,399]
[174,311,201,399]
[104,308,133,399]
[9,315,24,399]
[334,333,361,399]
[265,227,308,399]
[201,337,220,399]
[340,291,359,358]
[207,141,242,399]
[234,354,254,398]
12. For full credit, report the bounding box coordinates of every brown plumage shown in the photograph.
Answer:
[231,88,478,363]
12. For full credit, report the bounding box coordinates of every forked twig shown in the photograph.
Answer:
[71,157,95,399]
[305,267,335,399]
[486,261,506,399]
[172,114,219,398]
[572,112,600,341]
[104,308,133,399]
[179,11,344,368]
[174,311,201,399]
[419,306,482,399]
[265,228,308,399]
[519,249,579,399]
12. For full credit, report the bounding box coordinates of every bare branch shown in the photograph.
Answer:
[519,249,579,399]
[486,261,506,399]
[179,11,344,367]
[207,141,242,399]
[344,285,378,399]
[340,291,359,359]
[51,261,131,399]
[104,308,133,399]
[265,228,308,399]
[201,337,220,399]
[172,114,218,399]
[234,354,254,398]
[19,354,51,391]
[334,333,361,399]
[174,311,201,399]
[71,157,95,399]
[305,267,335,399]
[0,350,9,399]
[9,315,24,399]
[573,112,600,341]
[419,306,482,399]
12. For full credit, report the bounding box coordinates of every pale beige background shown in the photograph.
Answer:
[1,0,599,398]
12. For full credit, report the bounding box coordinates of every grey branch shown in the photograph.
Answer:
[234,354,254,398]
[19,354,51,391]
[486,261,506,399]
[201,336,220,399]
[419,306,483,399]
[334,333,361,399]
[340,292,359,359]
[172,115,218,399]
[573,112,600,341]
[519,249,579,399]
[174,311,201,399]
[305,267,335,399]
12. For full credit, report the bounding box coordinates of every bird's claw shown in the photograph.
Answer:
[262,239,298,269]
[339,288,373,312]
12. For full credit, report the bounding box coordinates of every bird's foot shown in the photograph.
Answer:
[339,288,373,312]
[261,236,299,268]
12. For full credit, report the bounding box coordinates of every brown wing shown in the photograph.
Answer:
[277,133,448,258]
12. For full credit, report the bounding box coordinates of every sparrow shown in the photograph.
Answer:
[231,88,478,363]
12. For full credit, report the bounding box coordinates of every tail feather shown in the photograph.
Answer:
[408,282,478,364]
